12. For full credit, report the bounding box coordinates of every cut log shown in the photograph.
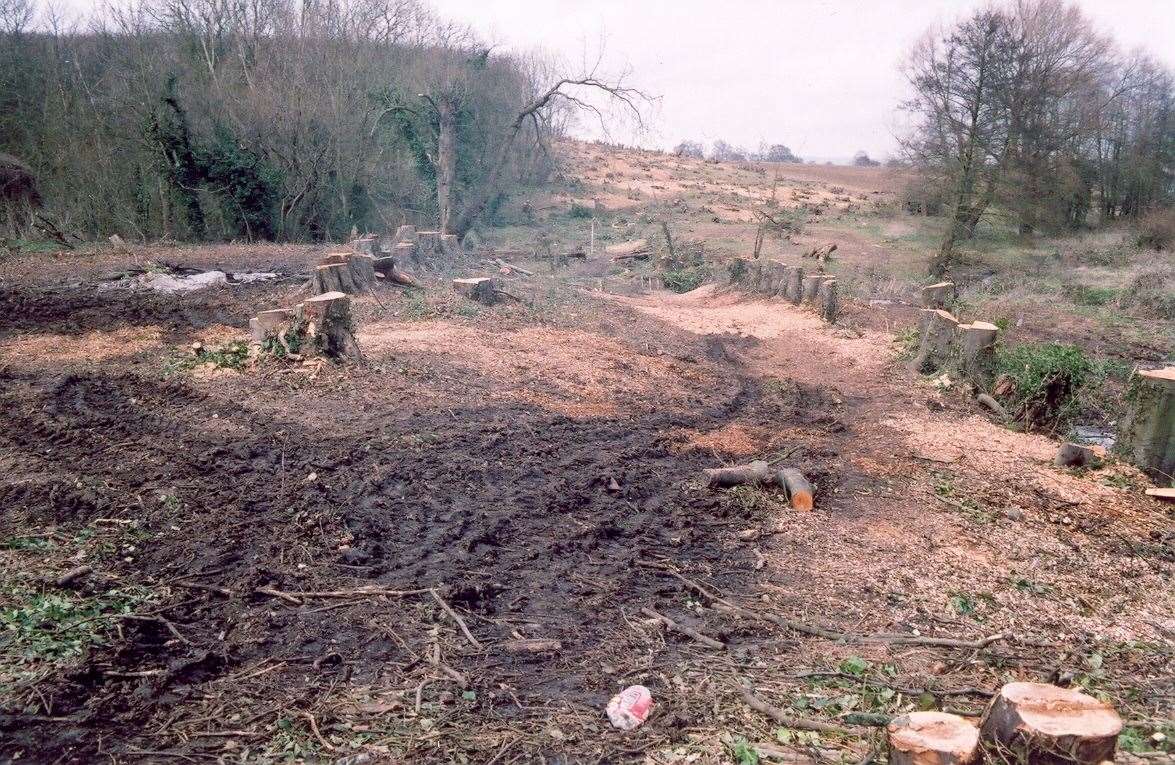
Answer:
[921,281,956,309]
[1054,442,1101,469]
[453,277,502,305]
[959,321,999,382]
[702,460,771,488]
[606,239,649,259]
[787,267,805,304]
[817,279,839,323]
[776,468,814,511]
[1114,367,1175,483]
[250,308,295,343]
[979,682,1121,765]
[911,309,959,374]
[494,257,534,276]
[887,711,979,765]
[1145,487,1175,501]
[300,292,361,361]
[311,263,357,296]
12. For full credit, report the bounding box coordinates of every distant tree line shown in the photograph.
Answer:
[0,0,641,242]
[901,0,1174,275]
[674,139,802,164]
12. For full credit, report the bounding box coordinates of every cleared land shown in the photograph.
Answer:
[0,143,1172,763]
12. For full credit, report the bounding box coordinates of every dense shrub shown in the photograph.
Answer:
[994,343,1096,429]
[1136,207,1175,251]
[663,265,710,293]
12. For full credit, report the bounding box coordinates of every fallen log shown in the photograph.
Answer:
[702,460,772,488]
[979,682,1121,764]
[911,309,959,374]
[494,257,534,276]
[606,238,649,259]
[740,689,857,735]
[776,468,814,511]
[887,711,979,765]
[921,281,956,309]
[976,393,1008,420]
[372,257,422,288]
[640,607,725,650]
[1114,366,1175,482]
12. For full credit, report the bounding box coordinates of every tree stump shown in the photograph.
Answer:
[394,224,417,245]
[301,292,361,361]
[1114,367,1175,482]
[979,682,1121,764]
[453,277,502,305]
[1055,442,1101,468]
[311,263,357,296]
[817,279,839,323]
[440,233,460,257]
[911,309,959,373]
[802,274,829,305]
[922,281,956,309]
[351,236,380,257]
[250,308,295,344]
[347,253,377,290]
[887,711,979,765]
[393,241,418,264]
[959,321,999,382]
[417,231,442,255]
[787,267,805,304]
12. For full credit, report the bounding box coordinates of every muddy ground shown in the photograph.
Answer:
[0,246,1172,764]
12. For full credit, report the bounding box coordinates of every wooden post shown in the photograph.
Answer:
[887,711,979,765]
[1114,367,1175,483]
[921,281,956,309]
[911,309,959,374]
[979,682,1121,764]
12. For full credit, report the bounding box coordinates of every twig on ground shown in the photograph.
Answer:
[640,606,725,650]
[792,671,994,698]
[739,687,857,735]
[301,711,337,753]
[430,588,483,650]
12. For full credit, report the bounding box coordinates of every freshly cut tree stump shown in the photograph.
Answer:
[393,241,418,264]
[311,263,357,296]
[979,682,1121,764]
[817,279,839,323]
[440,233,460,257]
[911,309,959,374]
[347,253,377,290]
[887,711,979,765]
[959,321,999,381]
[417,231,443,255]
[1055,442,1101,468]
[301,291,361,361]
[802,274,830,305]
[787,267,805,304]
[702,460,771,488]
[453,277,502,305]
[1114,367,1175,482]
[250,308,295,343]
[394,224,417,244]
[351,236,380,257]
[776,468,814,511]
[921,281,956,309]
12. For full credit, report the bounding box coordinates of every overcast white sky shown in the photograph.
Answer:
[431,0,1175,162]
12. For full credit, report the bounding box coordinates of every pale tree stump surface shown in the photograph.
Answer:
[249,308,294,343]
[453,277,502,305]
[393,224,417,244]
[922,281,956,309]
[979,682,1122,765]
[1114,367,1175,483]
[801,274,827,305]
[887,711,979,765]
[911,309,959,374]
[959,321,999,383]
[301,292,361,361]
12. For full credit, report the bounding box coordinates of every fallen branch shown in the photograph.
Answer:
[739,688,857,735]
[640,606,725,650]
[638,562,1010,650]
[498,638,562,654]
[430,589,483,650]
[255,586,432,606]
[494,258,534,276]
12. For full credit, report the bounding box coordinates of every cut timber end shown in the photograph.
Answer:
[702,460,771,488]
[979,682,1121,765]
[921,281,956,309]
[959,321,999,383]
[250,308,294,343]
[1145,487,1175,501]
[911,309,959,374]
[301,292,361,361]
[776,468,814,511]
[393,241,418,264]
[887,711,979,765]
[1114,366,1175,482]
[453,277,502,305]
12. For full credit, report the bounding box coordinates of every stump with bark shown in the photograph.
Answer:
[301,292,362,361]
[311,263,357,296]
[702,460,772,488]
[922,281,956,309]
[453,277,503,305]
[786,267,805,304]
[887,711,979,765]
[979,682,1121,764]
[249,308,295,344]
[394,224,417,245]
[817,279,839,323]
[1114,367,1175,482]
[911,309,959,374]
[417,231,443,256]
[802,274,830,305]
[959,321,999,382]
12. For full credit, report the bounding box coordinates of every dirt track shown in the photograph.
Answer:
[0,273,1172,763]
